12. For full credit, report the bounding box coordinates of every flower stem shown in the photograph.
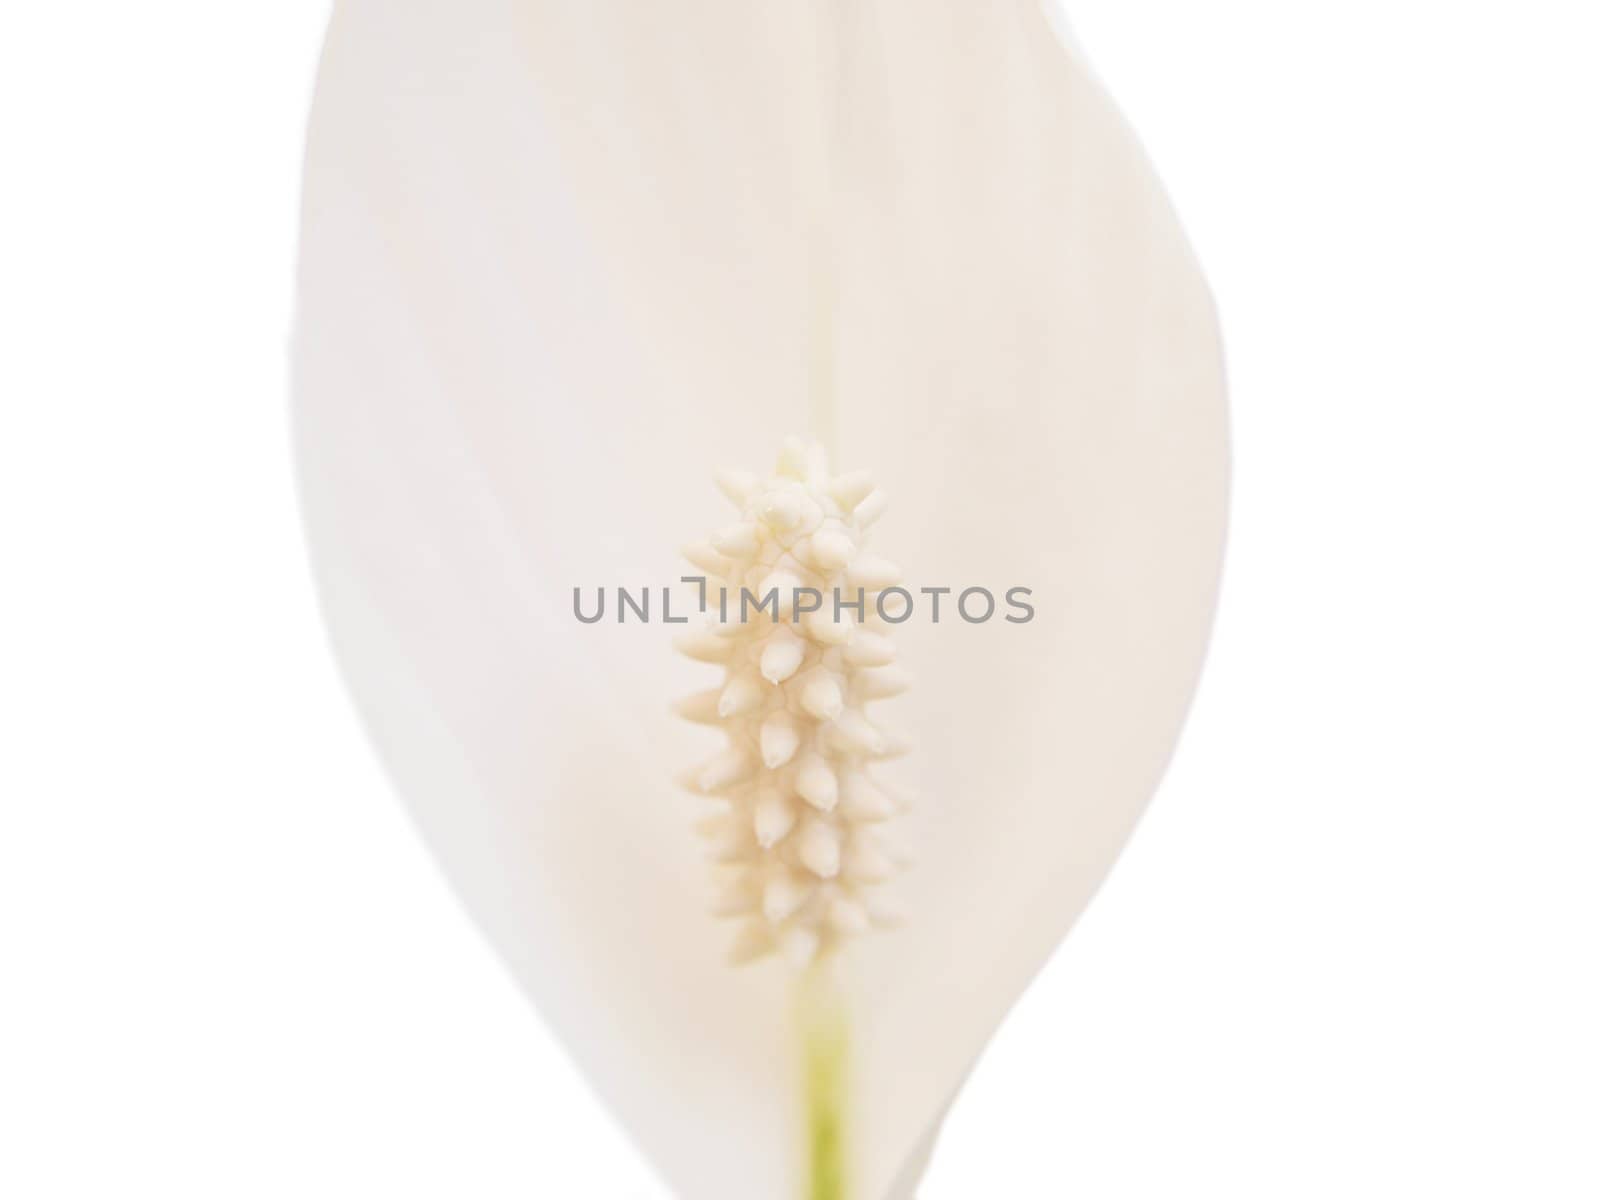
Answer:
[800,972,852,1200]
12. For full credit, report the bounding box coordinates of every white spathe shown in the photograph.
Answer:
[292,3,1228,1199]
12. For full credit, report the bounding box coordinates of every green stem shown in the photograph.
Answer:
[801,975,852,1200]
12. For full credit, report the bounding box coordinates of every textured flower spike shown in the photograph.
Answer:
[678,437,908,970]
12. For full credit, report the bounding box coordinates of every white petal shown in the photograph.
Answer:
[294,4,1227,1197]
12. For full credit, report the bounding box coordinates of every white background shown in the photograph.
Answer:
[2,2,1596,1196]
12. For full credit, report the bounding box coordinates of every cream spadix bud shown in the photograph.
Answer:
[797,817,842,879]
[677,438,911,965]
[866,891,909,928]
[759,712,801,768]
[697,748,756,793]
[708,609,749,638]
[840,772,896,822]
[829,709,885,756]
[759,628,806,683]
[805,605,854,646]
[673,689,723,725]
[780,925,821,970]
[847,554,902,591]
[681,544,732,582]
[714,468,759,507]
[854,665,912,700]
[763,869,815,924]
[712,522,762,558]
[682,541,733,576]
[759,489,818,532]
[709,878,759,917]
[795,753,839,812]
[699,813,755,863]
[808,528,855,571]
[872,732,913,760]
[675,631,735,663]
[693,812,732,838]
[829,471,876,512]
[844,631,896,667]
[853,490,888,528]
[776,436,814,481]
[758,567,806,616]
[843,833,896,883]
[717,674,763,718]
[799,672,844,721]
[753,788,798,847]
[827,895,872,936]
[727,922,775,965]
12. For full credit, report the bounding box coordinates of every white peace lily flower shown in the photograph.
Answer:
[292,3,1228,1198]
